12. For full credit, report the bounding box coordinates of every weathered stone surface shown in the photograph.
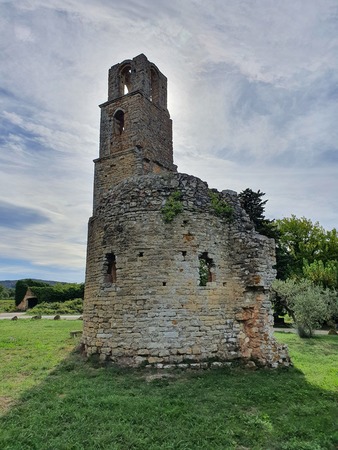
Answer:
[82,54,290,369]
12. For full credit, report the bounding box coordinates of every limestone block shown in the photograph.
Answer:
[148,356,163,364]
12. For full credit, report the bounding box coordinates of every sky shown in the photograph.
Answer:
[0,0,337,283]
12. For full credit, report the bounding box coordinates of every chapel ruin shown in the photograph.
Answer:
[82,54,290,368]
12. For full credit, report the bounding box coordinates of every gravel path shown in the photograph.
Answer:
[0,312,82,320]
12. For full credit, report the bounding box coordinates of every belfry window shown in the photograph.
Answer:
[199,252,215,286]
[113,110,124,135]
[120,65,132,95]
[150,67,159,104]
[105,253,116,283]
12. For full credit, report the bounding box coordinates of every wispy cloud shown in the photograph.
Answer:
[0,201,50,229]
[0,0,337,281]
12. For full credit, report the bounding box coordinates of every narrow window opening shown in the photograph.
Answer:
[150,67,159,104]
[162,282,167,286]
[120,65,132,96]
[113,110,124,135]
[181,251,187,260]
[199,252,215,286]
[105,253,116,283]
[138,251,144,257]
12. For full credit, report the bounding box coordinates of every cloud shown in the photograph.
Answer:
[0,257,83,283]
[0,201,50,229]
[176,151,338,230]
[0,0,337,282]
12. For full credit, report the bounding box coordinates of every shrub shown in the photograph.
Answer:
[161,191,183,222]
[0,299,17,313]
[0,285,14,299]
[28,298,83,315]
[209,190,233,220]
[31,283,84,304]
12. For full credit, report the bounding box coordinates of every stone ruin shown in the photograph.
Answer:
[82,54,290,369]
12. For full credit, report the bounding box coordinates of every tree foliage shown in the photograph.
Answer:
[272,279,338,337]
[238,188,278,239]
[15,279,84,306]
[275,215,338,282]
[239,188,338,330]
[303,259,338,289]
[275,216,324,276]
[239,188,267,224]
[15,279,50,306]
[31,283,84,304]
[0,285,15,299]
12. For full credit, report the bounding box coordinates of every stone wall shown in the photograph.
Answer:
[93,54,176,212]
[83,172,290,368]
[108,53,168,109]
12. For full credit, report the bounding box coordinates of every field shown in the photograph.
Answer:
[0,320,337,450]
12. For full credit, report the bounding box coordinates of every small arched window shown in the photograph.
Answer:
[120,65,132,96]
[113,110,124,135]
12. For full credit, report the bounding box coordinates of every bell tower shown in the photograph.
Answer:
[83,54,291,370]
[93,54,177,210]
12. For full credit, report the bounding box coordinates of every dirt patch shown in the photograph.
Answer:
[144,373,177,383]
[0,396,16,416]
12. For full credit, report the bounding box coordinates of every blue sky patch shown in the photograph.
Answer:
[0,202,50,229]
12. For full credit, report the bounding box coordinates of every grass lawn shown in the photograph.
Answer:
[0,321,337,450]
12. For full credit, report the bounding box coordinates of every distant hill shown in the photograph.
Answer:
[0,279,70,289]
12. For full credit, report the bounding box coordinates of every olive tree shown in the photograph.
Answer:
[272,279,337,337]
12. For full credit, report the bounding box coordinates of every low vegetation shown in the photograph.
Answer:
[0,297,83,315]
[209,190,233,220]
[161,190,184,222]
[0,299,16,313]
[25,298,83,315]
[0,321,337,449]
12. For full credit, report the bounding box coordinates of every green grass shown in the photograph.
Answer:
[277,332,338,391]
[0,320,83,409]
[0,322,337,450]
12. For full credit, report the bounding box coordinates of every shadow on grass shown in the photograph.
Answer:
[0,346,337,450]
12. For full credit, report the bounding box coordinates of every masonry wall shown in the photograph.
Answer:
[108,54,168,109]
[93,63,176,211]
[98,94,173,161]
[83,172,290,368]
